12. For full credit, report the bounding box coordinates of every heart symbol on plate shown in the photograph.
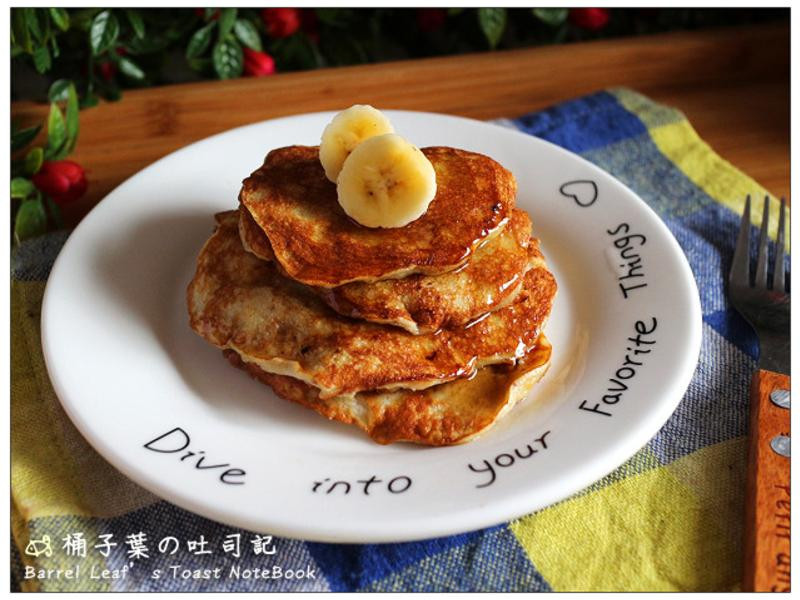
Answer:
[559,180,598,208]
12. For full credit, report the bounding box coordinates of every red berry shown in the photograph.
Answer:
[242,47,276,77]
[32,160,88,205]
[569,8,610,31]
[261,8,301,38]
[97,61,116,82]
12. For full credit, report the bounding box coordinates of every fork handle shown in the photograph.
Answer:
[742,369,791,592]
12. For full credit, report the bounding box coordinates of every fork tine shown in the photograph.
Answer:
[754,195,770,289]
[773,197,786,292]
[731,194,752,286]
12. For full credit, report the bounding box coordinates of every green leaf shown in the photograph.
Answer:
[43,195,64,229]
[50,34,60,58]
[72,8,102,31]
[126,32,170,55]
[11,177,35,200]
[118,56,145,80]
[186,22,215,59]
[218,8,237,39]
[89,10,119,55]
[212,39,243,79]
[532,8,569,27]
[14,198,48,244]
[32,46,51,73]
[45,103,67,159]
[24,147,44,175]
[65,83,80,154]
[39,8,53,41]
[23,8,42,43]
[233,18,262,51]
[12,9,33,53]
[49,7,70,31]
[124,9,145,38]
[11,124,41,152]
[48,78,71,102]
[477,8,507,49]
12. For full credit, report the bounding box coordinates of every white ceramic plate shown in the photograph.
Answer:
[42,111,701,543]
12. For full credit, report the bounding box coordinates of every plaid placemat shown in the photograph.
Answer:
[11,88,787,592]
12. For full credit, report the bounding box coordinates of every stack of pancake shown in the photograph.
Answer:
[187,145,557,445]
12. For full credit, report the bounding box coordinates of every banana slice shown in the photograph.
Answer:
[319,105,394,182]
[337,133,437,228]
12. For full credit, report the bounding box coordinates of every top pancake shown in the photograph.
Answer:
[239,145,516,287]
[187,212,556,400]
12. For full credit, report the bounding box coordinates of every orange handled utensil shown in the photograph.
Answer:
[728,195,790,592]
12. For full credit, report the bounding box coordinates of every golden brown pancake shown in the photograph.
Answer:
[187,212,556,399]
[239,145,516,287]
[225,335,551,446]
[239,206,536,334]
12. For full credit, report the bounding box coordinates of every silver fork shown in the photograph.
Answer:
[729,195,791,592]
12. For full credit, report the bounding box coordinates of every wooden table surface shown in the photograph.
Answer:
[11,22,789,226]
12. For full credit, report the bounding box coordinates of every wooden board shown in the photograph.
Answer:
[742,369,791,592]
[10,22,789,227]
